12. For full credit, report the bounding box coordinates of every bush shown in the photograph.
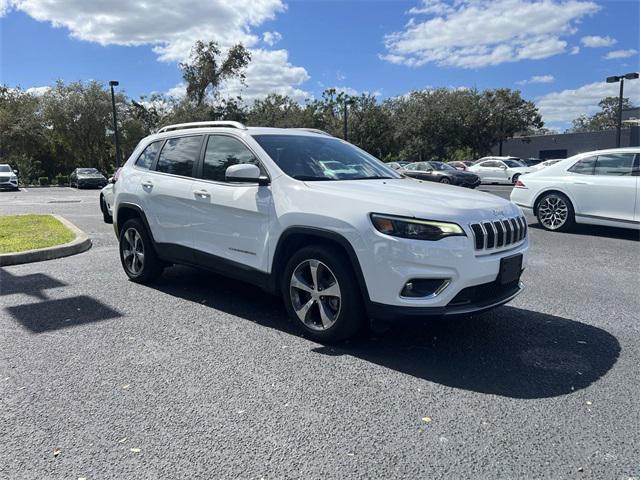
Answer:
[55,175,69,186]
[38,177,49,186]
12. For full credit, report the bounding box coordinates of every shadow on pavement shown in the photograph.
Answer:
[150,266,620,399]
[5,295,123,333]
[0,269,67,300]
[527,222,639,241]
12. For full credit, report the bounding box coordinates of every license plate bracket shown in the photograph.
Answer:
[499,254,523,285]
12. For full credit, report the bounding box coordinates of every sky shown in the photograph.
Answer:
[0,0,639,130]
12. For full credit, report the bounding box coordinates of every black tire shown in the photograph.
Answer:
[511,173,521,184]
[439,177,451,184]
[118,218,164,283]
[282,244,365,343]
[536,192,575,232]
[100,195,113,224]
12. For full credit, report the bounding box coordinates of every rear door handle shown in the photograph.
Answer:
[194,189,210,198]
[573,181,589,185]
[141,180,154,188]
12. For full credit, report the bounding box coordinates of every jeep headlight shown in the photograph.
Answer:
[370,213,465,241]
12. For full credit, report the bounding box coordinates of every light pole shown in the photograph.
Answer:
[606,72,639,148]
[109,80,122,167]
[343,96,355,142]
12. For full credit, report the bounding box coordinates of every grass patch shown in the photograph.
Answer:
[0,214,76,254]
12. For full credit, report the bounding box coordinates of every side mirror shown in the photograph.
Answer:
[13,169,18,175]
[225,164,270,186]
[108,176,115,184]
[501,165,507,170]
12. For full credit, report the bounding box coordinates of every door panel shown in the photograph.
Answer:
[191,135,273,272]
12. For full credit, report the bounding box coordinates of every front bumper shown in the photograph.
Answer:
[367,279,523,320]
[356,226,529,318]
[0,180,18,190]
[79,179,107,188]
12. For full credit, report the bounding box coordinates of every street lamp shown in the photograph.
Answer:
[109,80,122,167]
[606,72,639,148]
[343,96,356,142]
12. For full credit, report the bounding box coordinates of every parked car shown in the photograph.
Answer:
[386,162,403,170]
[113,121,528,342]
[511,148,639,232]
[529,159,562,171]
[99,171,119,223]
[401,161,481,188]
[70,168,108,188]
[468,157,535,184]
[520,158,544,166]
[448,161,475,171]
[0,164,19,191]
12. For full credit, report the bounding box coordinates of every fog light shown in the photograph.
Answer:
[401,279,449,298]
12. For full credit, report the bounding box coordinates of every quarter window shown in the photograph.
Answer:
[202,136,262,182]
[568,156,596,175]
[135,141,161,169]
[155,136,202,177]
[593,153,635,176]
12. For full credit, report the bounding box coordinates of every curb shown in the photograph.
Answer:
[0,215,92,267]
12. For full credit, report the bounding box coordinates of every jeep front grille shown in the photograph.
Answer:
[470,216,527,250]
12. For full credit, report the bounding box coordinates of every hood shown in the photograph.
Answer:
[304,178,520,222]
[0,172,14,178]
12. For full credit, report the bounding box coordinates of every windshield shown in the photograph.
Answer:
[252,135,401,181]
[0,165,11,173]
[430,161,456,171]
[78,168,99,174]
[503,160,523,168]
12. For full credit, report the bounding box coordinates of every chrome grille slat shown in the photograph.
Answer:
[470,215,527,252]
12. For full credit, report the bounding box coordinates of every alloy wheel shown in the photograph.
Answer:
[122,228,145,275]
[289,259,341,331]
[538,195,569,230]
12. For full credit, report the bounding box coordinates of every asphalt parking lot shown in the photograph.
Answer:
[1,186,639,479]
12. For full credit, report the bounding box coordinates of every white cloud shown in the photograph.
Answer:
[382,0,600,68]
[580,35,616,48]
[262,31,282,46]
[570,46,580,55]
[332,86,359,96]
[516,75,555,85]
[3,0,311,102]
[604,49,638,60]
[165,84,187,99]
[25,86,51,96]
[536,80,640,126]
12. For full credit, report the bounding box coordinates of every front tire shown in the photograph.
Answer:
[536,192,575,232]
[282,245,365,343]
[512,173,521,184]
[439,177,451,184]
[118,218,164,283]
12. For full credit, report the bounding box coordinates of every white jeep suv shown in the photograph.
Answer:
[113,121,529,342]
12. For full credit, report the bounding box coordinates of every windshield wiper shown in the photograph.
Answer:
[292,175,332,181]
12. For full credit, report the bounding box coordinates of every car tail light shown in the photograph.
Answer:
[113,167,122,183]
[514,179,526,188]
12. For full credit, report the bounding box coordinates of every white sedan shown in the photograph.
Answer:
[100,182,114,223]
[510,147,640,231]
[467,157,535,184]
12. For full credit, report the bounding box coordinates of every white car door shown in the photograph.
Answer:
[472,160,504,183]
[566,152,636,222]
[139,135,202,250]
[190,134,273,272]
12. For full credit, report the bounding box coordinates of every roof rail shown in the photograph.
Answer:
[156,121,247,134]
[290,128,333,137]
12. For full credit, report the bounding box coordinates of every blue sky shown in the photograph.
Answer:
[1,0,638,129]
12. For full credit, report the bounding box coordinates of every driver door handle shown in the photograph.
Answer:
[194,189,210,198]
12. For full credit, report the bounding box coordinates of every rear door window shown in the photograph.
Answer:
[155,136,203,177]
[593,153,635,176]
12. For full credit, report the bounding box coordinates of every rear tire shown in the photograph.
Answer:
[536,192,575,232]
[282,245,365,343]
[512,173,521,184]
[439,177,451,184]
[118,218,164,283]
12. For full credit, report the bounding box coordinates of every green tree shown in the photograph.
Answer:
[180,41,251,106]
[569,96,634,132]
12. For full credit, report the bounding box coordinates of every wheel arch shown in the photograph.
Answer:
[115,202,155,241]
[270,227,370,303]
